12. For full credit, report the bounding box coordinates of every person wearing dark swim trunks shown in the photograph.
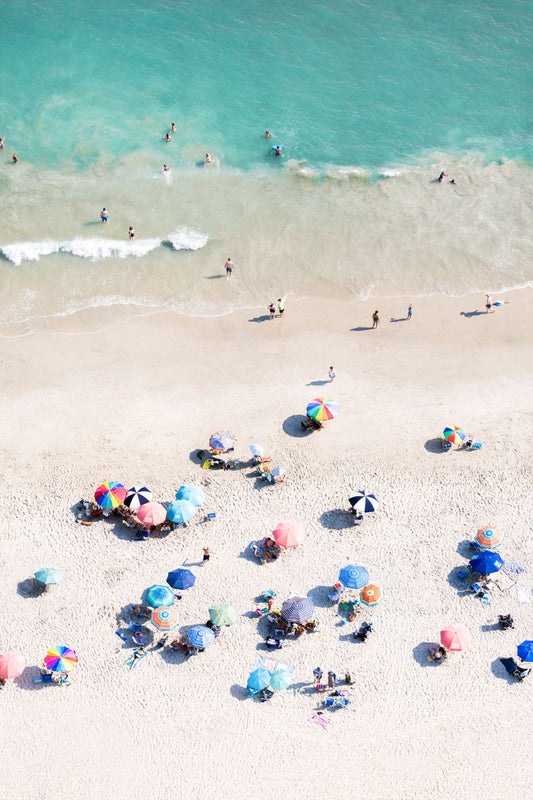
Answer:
[128,226,135,241]
[202,546,216,566]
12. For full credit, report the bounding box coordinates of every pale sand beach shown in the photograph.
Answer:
[1,289,532,800]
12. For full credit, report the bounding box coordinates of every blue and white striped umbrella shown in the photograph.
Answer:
[124,486,152,509]
[175,484,205,507]
[338,565,369,590]
[188,625,215,649]
[280,597,315,624]
[349,491,378,513]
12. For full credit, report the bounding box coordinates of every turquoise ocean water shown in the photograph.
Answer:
[0,0,532,332]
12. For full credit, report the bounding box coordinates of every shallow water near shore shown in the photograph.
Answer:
[0,0,532,333]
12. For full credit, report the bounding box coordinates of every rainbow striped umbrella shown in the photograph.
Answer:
[43,646,78,673]
[151,606,180,631]
[360,584,384,607]
[94,481,127,508]
[475,526,504,550]
[306,398,340,421]
[442,426,465,444]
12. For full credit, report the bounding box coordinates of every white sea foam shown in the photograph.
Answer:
[167,227,208,251]
[60,237,161,260]
[1,241,60,266]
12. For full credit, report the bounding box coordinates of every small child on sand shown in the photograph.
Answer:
[328,366,336,381]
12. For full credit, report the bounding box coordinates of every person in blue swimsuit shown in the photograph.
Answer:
[100,208,108,223]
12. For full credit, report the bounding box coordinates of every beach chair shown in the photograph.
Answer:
[470,583,482,595]
[262,589,277,601]
[440,437,452,451]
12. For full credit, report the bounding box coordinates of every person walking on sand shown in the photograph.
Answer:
[269,302,276,320]
[407,304,412,321]
[225,258,234,278]
[277,297,285,317]
[485,294,493,313]
[202,546,216,566]
[372,310,379,328]
[100,208,108,223]
[128,226,135,241]
[328,366,336,382]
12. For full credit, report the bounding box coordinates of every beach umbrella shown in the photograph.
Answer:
[34,568,63,585]
[271,466,286,479]
[306,398,340,421]
[0,652,25,679]
[136,502,167,527]
[272,522,304,548]
[247,668,271,693]
[469,550,504,575]
[94,481,127,509]
[475,526,504,550]
[349,491,378,513]
[442,426,465,444]
[338,565,369,590]
[517,641,533,662]
[188,626,215,649]
[146,584,175,608]
[124,487,152,509]
[209,605,237,626]
[209,433,233,451]
[175,484,205,507]
[151,606,180,632]
[440,625,471,652]
[166,568,196,591]
[269,670,292,690]
[167,499,196,524]
[43,646,78,672]
[360,584,383,606]
[281,597,315,624]
[249,443,264,457]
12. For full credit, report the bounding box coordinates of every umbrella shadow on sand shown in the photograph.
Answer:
[412,642,441,667]
[14,666,46,690]
[230,684,250,701]
[282,415,309,437]
[446,567,474,597]
[319,509,354,530]
[490,657,519,684]
[307,586,335,609]
[424,438,449,453]
[17,578,47,599]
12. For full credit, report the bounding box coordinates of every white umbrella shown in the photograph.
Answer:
[249,443,264,457]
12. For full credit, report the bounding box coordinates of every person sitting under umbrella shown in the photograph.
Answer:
[427,645,447,663]
[351,509,364,526]
[301,415,323,431]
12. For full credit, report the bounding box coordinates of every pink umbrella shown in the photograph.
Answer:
[136,502,167,527]
[0,652,25,679]
[440,625,472,652]
[272,522,304,548]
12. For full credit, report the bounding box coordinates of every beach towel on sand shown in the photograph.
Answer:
[516,585,530,604]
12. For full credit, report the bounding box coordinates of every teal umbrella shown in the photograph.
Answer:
[176,484,205,507]
[247,668,271,694]
[146,585,175,608]
[269,670,291,690]
[167,499,196,524]
[34,568,63,585]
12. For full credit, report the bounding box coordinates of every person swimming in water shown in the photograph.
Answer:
[163,164,170,172]
[100,208,108,222]
[274,146,282,157]
[265,131,271,138]
[0,135,5,149]
[163,132,171,142]
[205,153,212,165]
[438,171,447,182]
[12,153,18,164]
[171,123,176,133]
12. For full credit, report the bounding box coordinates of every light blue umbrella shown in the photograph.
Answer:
[188,625,215,648]
[167,499,196,524]
[269,670,291,690]
[176,484,205,507]
[209,605,237,626]
[146,585,175,608]
[247,668,271,693]
[338,565,369,590]
[517,641,533,662]
[34,568,63,585]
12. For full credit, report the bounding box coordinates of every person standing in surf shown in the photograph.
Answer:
[128,226,135,241]
[225,258,234,278]
[100,208,108,223]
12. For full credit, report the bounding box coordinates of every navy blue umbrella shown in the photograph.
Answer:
[469,551,504,575]
[166,568,196,591]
